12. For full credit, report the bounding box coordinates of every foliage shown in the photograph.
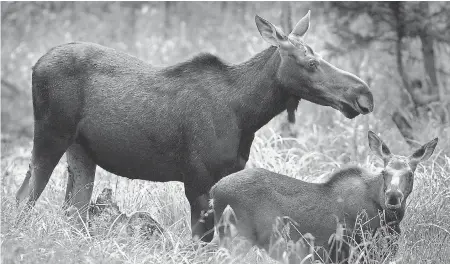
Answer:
[321,1,450,144]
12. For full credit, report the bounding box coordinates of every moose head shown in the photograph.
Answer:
[255,11,374,118]
[368,131,438,210]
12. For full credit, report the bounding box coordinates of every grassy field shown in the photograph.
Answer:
[1,109,449,264]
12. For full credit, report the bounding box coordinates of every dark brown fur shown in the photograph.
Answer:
[16,12,373,241]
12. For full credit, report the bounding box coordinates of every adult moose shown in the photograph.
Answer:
[16,11,373,242]
[210,131,438,262]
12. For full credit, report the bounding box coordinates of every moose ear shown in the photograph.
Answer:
[409,137,438,170]
[289,10,311,38]
[368,131,392,165]
[255,15,287,46]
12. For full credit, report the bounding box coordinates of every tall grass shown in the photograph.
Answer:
[2,110,449,264]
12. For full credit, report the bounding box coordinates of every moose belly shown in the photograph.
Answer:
[75,119,185,182]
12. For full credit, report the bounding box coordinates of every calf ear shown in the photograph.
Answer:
[255,15,287,47]
[409,137,438,170]
[368,131,392,166]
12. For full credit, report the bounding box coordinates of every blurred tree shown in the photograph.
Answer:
[119,2,147,53]
[280,2,292,33]
[164,1,172,39]
[1,79,21,97]
[238,2,247,22]
[220,1,227,12]
[325,1,450,146]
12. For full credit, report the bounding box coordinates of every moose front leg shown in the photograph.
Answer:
[385,222,401,259]
[385,210,403,259]
[185,188,215,242]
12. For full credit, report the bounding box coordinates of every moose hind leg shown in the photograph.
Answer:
[16,124,70,207]
[16,165,32,204]
[64,143,96,224]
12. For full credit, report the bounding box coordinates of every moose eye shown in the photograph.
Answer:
[308,59,319,70]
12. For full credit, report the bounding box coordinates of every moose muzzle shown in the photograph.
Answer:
[355,92,373,114]
[385,189,404,210]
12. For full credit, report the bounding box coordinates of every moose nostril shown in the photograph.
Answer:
[356,94,373,114]
[357,102,370,114]
[386,190,404,209]
[387,196,399,206]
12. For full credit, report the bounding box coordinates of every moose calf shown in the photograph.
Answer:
[210,131,438,263]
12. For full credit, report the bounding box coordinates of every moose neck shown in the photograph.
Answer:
[229,46,290,132]
[365,173,385,211]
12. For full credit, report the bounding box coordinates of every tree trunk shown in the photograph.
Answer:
[420,31,438,94]
[221,1,230,25]
[418,2,439,95]
[70,2,77,24]
[390,2,418,146]
[164,1,171,38]
[280,2,292,33]
[1,79,22,96]
[238,2,246,23]
[128,5,138,53]
[392,3,415,107]
[221,1,227,12]
[392,111,419,148]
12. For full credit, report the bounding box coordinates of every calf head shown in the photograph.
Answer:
[368,131,438,210]
[255,11,374,119]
